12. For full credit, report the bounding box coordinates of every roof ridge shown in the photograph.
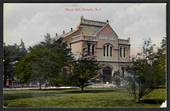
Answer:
[80,17,107,27]
[83,18,107,24]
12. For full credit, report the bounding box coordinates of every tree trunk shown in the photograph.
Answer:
[39,83,42,90]
[80,86,84,92]
[4,62,8,88]
[134,90,137,102]
[21,84,24,88]
[4,79,7,87]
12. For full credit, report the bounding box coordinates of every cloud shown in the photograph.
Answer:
[4,3,166,56]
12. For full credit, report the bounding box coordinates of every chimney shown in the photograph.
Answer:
[71,28,73,32]
[63,30,65,34]
[128,37,130,42]
[106,20,109,23]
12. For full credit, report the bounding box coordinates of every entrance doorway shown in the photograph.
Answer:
[102,67,112,83]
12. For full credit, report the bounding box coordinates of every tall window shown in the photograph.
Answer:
[120,47,126,58]
[87,44,95,56]
[92,45,94,55]
[123,47,126,57]
[103,44,112,57]
[110,46,112,56]
[107,45,109,56]
[87,44,90,55]
[120,47,122,57]
[103,46,105,56]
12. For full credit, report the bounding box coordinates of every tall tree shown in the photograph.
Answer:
[70,57,101,92]
[153,37,166,86]
[15,34,74,89]
[126,38,166,102]
[4,40,27,87]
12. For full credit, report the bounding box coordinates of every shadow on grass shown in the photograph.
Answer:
[140,99,164,104]
[5,99,138,108]
[65,89,118,94]
[4,88,119,101]
[38,88,78,91]
[4,91,61,101]
[28,88,119,94]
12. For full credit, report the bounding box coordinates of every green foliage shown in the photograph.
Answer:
[70,57,101,92]
[4,88,166,108]
[15,34,74,89]
[15,56,32,84]
[4,40,27,87]
[113,71,121,87]
[128,38,166,102]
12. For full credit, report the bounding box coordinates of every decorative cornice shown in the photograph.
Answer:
[118,44,131,46]
[80,17,107,27]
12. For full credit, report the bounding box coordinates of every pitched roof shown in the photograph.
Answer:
[78,17,108,36]
[60,17,116,38]
[95,24,118,38]
[79,25,102,35]
[59,30,77,38]
[80,17,107,27]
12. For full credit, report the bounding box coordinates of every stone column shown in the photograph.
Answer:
[90,44,92,55]
[108,45,110,56]
[122,47,124,58]
[112,69,114,77]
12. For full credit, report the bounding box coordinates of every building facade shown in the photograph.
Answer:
[60,16,131,83]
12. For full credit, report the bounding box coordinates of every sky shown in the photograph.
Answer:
[4,3,166,57]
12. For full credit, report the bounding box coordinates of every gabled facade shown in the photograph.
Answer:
[60,16,131,83]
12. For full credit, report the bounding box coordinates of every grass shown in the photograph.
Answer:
[3,87,167,108]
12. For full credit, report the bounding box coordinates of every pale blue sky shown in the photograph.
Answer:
[4,3,166,56]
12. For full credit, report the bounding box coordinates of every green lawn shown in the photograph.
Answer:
[3,87,167,108]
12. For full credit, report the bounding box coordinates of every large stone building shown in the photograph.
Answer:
[60,16,131,83]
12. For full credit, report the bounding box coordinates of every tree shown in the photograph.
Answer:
[113,70,121,87]
[126,38,166,102]
[15,54,32,86]
[4,40,27,87]
[16,46,56,89]
[15,34,74,89]
[153,37,166,86]
[70,57,101,92]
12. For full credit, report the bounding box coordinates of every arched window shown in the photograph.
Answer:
[103,44,113,57]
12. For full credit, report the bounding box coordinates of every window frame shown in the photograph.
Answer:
[103,43,113,57]
[120,47,122,57]
[110,46,112,56]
